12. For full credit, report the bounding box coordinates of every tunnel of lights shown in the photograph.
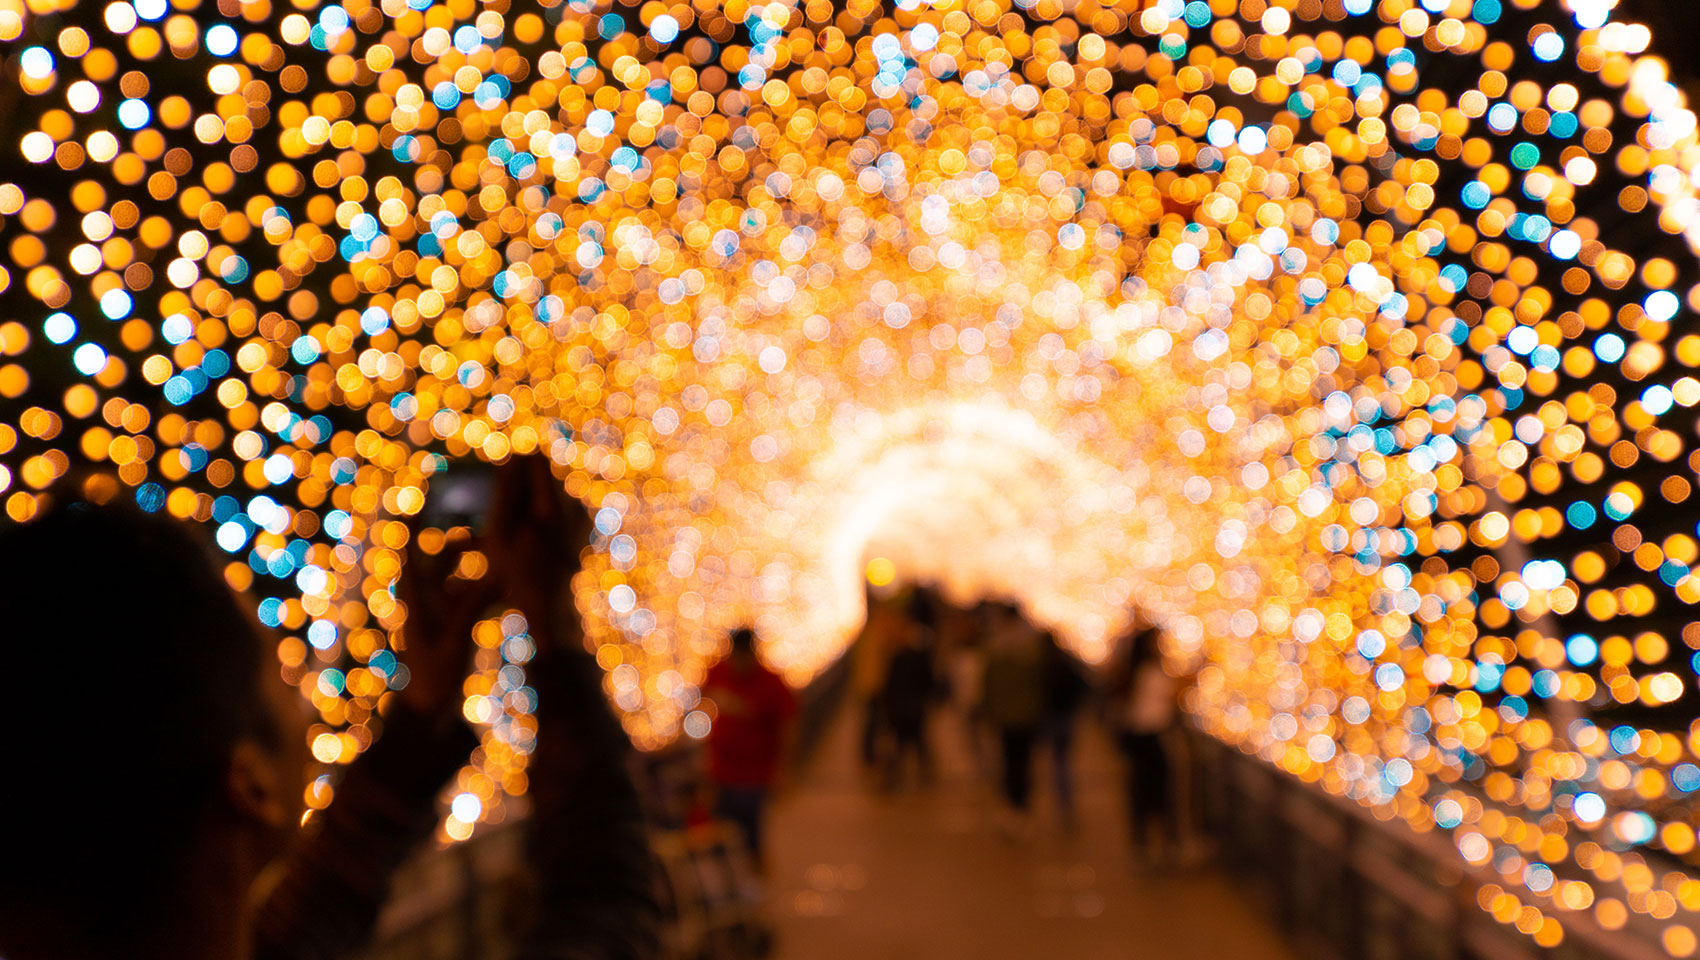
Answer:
[8,0,1700,949]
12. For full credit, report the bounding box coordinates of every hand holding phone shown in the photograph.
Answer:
[395,478,501,719]
[416,462,496,534]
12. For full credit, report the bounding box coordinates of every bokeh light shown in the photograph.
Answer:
[7,0,1700,947]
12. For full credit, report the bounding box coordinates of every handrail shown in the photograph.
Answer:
[1192,727,1682,960]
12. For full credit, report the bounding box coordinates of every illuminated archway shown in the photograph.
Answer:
[6,0,1700,948]
[747,398,1167,673]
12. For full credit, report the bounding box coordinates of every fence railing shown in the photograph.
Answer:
[1189,728,1677,960]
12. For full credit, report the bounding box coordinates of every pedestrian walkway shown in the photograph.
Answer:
[762,709,1300,960]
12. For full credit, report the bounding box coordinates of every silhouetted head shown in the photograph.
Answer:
[906,588,936,629]
[729,626,758,662]
[978,598,1018,630]
[1126,624,1163,672]
[0,499,307,959]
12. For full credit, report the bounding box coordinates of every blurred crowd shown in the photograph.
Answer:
[0,459,1192,960]
[851,585,1190,860]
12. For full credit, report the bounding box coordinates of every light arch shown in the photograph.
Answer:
[5,0,1700,946]
[750,397,1171,674]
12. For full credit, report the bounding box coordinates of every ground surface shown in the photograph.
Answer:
[763,708,1302,960]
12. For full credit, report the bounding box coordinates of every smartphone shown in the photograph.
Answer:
[419,462,495,533]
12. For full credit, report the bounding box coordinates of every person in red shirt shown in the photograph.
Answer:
[701,627,798,867]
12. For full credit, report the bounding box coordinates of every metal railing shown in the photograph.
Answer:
[1190,728,1674,960]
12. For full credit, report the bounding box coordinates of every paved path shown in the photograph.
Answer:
[763,710,1300,960]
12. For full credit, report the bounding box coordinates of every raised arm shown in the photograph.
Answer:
[490,455,662,960]
[253,531,492,960]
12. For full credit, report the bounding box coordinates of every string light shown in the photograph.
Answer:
[5,0,1700,947]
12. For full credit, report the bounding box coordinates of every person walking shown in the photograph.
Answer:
[1039,631,1090,830]
[701,627,798,870]
[980,603,1046,834]
[945,613,989,779]
[1114,623,1181,865]
[881,590,939,790]
[851,584,904,770]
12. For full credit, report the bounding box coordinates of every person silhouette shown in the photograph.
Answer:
[700,626,798,869]
[0,461,661,960]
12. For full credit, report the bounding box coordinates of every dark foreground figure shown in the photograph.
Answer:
[0,459,660,960]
